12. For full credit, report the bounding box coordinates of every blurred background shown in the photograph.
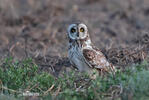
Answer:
[0,0,149,67]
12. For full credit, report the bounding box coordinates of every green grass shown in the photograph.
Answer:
[0,58,149,100]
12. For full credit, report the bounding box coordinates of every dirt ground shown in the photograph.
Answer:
[0,0,149,75]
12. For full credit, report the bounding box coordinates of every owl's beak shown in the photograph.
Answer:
[77,32,79,38]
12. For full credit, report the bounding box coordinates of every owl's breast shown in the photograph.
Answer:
[68,46,91,72]
[68,45,81,63]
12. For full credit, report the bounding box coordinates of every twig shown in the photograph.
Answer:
[37,87,44,93]
[28,83,39,91]
[43,84,55,95]
[54,85,61,96]
[2,86,22,93]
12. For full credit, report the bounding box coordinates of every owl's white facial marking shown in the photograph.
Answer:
[78,23,88,39]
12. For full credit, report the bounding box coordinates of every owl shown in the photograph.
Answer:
[67,22,116,75]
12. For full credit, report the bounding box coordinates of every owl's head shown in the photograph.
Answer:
[67,23,88,40]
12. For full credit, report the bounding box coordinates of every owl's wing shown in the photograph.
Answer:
[82,48,111,70]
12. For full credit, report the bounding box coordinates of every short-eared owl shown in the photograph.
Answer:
[67,22,116,74]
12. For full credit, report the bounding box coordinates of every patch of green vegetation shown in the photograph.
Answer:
[0,58,149,100]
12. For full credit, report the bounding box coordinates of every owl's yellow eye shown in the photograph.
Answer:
[71,28,76,33]
[80,27,85,32]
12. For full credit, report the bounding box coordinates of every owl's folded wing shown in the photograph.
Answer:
[82,49,110,69]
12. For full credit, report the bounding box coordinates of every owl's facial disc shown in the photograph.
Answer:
[67,24,78,40]
[67,23,88,40]
[78,23,88,39]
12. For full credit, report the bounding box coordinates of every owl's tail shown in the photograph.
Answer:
[101,63,117,76]
[97,64,117,76]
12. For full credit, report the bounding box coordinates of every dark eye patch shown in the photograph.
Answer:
[80,27,85,32]
[71,28,76,33]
